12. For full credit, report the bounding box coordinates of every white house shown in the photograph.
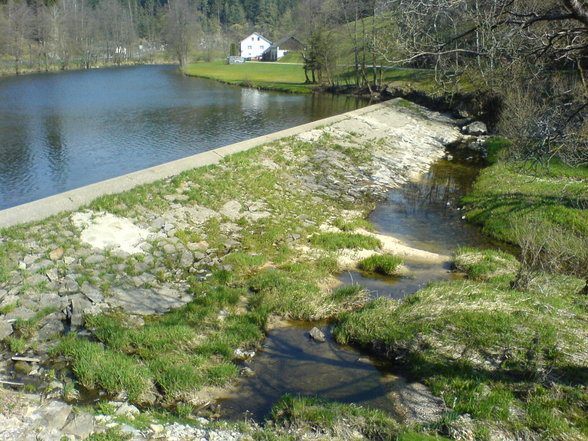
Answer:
[240,33,272,60]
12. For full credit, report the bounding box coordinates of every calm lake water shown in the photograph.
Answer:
[0,65,366,210]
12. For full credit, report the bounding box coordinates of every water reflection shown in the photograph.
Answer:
[370,156,492,254]
[0,65,367,209]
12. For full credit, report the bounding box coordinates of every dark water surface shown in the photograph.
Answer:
[219,322,402,420]
[0,65,366,209]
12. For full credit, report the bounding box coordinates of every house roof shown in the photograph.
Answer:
[241,32,272,45]
[272,36,303,48]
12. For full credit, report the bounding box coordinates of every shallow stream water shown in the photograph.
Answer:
[219,149,497,421]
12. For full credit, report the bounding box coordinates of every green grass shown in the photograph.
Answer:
[358,254,402,276]
[3,336,27,353]
[482,137,512,164]
[248,263,369,320]
[310,232,381,251]
[463,162,588,240]
[334,268,588,440]
[57,337,152,402]
[453,247,519,282]
[183,61,312,93]
[276,51,304,63]
[183,59,442,95]
[271,395,399,440]
[333,217,375,232]
[86,427,132,441]
[462,161,588,279]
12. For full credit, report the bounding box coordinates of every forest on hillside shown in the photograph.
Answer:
[0,0,310,72]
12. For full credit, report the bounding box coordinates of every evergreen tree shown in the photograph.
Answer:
[256,0,277,30]
[224,0,245,25]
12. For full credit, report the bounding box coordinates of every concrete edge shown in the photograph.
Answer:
[0,100,397,229]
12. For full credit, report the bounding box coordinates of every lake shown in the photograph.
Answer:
[0,65,366,210]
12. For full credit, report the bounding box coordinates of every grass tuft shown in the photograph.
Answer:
[310,232,381,251]
[453,247,519,283]
[358,254,402,276]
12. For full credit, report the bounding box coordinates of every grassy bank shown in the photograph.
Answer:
[0,54,172,77]
[183,60,441,95]
[335,248,587,440]
[183,61,313,93]
[462,160,588,281]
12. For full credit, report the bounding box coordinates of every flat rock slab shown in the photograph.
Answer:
[108,287,192,315]
[28,401,72,431]
[72,211,158,254]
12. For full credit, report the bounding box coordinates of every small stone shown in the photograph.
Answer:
[151,217,166,230]
[163,243,176,254]
[309,327,326,343]
[5,307,36,321]
[0,320,13,339]
[219,200,242,220]
[38,319,65,341]
[81,282,103,303]
[114,403,140,418]
[223,240,239,251]
[64,256,76,265]
[193,251,206,261]
[27,273,49,286]
[241,367,255,377]
[28,260,53,273]
[234,348,255,360]
[48,248,64,261]
[45,268,59,283]
[150,424,164,434]
[39,293,64,310]
[59,278,79,294]
[179,251,194,268]
[85,254,105,265]
[70,296,92,328]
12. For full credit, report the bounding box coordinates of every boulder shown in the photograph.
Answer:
[62,412,94,439]
[28,401,72,431]
[461,121,488,136]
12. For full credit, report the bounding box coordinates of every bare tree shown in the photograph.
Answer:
[0,0,33,74]
[164,0,200,68]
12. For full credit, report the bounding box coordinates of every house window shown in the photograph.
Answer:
[260,45,264,49]
[257,37,260,41]
[251,37,254,41]
[247,45,252,49]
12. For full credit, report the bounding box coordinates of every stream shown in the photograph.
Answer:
[218,148,499,421]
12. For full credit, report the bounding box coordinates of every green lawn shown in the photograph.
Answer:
[183,61,312,93]
[184,60,446,94]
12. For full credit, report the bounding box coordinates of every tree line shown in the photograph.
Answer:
[0,0,305,73]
